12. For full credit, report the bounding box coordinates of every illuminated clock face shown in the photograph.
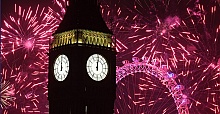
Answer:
[86,54,108,81]
[53,54,69,81]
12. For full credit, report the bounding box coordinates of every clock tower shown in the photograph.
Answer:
[48,0,116,114]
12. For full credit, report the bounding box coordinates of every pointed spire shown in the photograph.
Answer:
[54,0,112,34]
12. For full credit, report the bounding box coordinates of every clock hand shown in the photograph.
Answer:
[96,61,98,71]
[96,55,99,71]
[61,56,63,71]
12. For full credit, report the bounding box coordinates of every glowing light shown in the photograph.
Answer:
[23,40,34,50]
[101,0,220,113]
[168,72,175,78]
[116,57,189,114]
[1,0,220,114]
[1,1,65,113]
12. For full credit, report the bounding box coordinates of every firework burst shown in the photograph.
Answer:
[115,57,191,114]
[176,1,220,113]
[1,68,16,110]
[1,4,54,68]
[1,1,66,113]
[1,0,219,113]
[0,66,48,113]
[100,1,129,53]
[102,0,220,113]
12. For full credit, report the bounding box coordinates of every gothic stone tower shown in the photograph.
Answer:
[48,0,116,114]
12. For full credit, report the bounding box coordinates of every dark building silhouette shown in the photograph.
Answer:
[48,0,116,113]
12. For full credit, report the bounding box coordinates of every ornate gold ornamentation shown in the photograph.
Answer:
[51,29,113,49]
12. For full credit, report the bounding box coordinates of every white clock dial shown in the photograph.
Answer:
[86,54,108,81]
[53,54,69,81]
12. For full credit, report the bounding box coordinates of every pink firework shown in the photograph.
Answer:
[50,0,68,24]
[102,0,220,113]
[1,0,219,114]
[1,1,66,113]
[100,1,129,53]
[1,66,48,113]
[1,68,16,111]
[177,1,220,113]
[115,57,190,113]
[1,4,56,68]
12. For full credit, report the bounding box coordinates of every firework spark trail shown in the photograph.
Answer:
[179,1,220,113]
[102,0,220,113]
[1,0,219,113]
[1,4,56,68]
[102,0,192,66]
[115,57,190,114]
[101,1,193,113]
[1,1,66,113]
[115,72,179,114]
[50,0,68,23]
[1,66,48,113]
[1,68,16,110]
[100,2,129,53]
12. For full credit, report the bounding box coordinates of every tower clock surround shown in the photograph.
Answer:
[49,42,116,114]
[53,54,69,81]
[86,53,109,81]
[48,0,116,113]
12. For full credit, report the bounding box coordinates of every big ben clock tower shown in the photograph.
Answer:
[48,0,116,114]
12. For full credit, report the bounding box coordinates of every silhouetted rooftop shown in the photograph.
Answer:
[54,0,112,34]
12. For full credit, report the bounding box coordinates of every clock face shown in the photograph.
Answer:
[53,54,69,81]
[86,54,108,81]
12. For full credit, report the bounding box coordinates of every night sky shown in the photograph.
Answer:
[1,0,220,113]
